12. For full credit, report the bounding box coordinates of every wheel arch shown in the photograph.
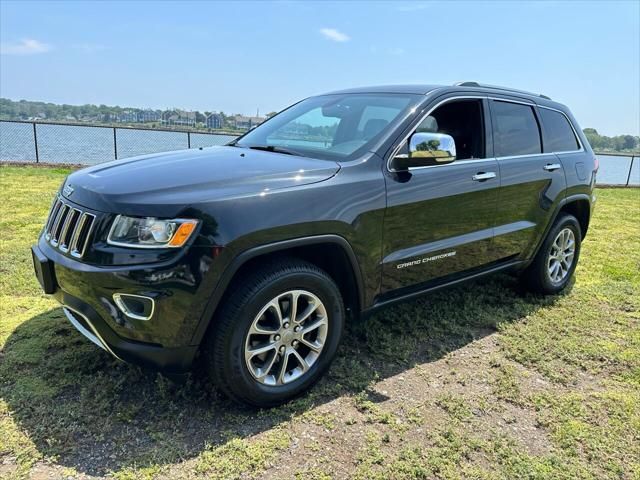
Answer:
[190,235,364,346]
[527,193,592,264]
[558,197,591,239]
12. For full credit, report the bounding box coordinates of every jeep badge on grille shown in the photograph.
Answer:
[63,184,74,196]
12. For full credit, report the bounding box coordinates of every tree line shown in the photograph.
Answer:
[583,128,638,153]
[0,98,277,133]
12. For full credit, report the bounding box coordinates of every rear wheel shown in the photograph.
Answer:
[521,213,582,294]
[203,258,345,407]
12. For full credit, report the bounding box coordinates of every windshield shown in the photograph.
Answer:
[234,93,420,161]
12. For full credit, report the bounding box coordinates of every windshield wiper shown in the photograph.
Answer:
[246,145,305,157]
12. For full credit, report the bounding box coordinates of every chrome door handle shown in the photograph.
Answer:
[472,171,497,181]
[543,163,562,171]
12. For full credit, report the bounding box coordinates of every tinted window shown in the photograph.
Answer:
[396,99,485,161]
[492,101,541,157]
[540,108,580,153]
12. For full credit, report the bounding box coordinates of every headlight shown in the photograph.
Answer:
[107,215,199,248]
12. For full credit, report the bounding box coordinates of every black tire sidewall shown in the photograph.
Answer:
[221,269,344,406]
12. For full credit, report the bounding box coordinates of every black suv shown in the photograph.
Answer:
[32,82,597,406]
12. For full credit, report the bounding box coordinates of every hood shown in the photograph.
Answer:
[62,146,340,215]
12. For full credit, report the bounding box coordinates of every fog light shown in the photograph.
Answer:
[113,293,155,321]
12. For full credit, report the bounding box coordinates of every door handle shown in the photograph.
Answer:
[472,171,497,182]
[543,163,562,172]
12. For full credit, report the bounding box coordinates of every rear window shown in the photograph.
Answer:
[540,108,580,153]
[492,101,542,157]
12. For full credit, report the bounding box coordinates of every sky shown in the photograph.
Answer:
[0,0,638,136]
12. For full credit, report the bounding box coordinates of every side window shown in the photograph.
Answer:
[397,99,486,161]
[540,108,580,153]
[492,101,541,157]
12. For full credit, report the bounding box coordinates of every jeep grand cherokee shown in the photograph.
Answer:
[32,82,597,406]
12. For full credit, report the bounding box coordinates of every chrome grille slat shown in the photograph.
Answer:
[71,213,96,258]
[50,204,69,245]
[43,195,95,258]
[69,213,88,254]
[59,209,80,252]
[45,198,63,240]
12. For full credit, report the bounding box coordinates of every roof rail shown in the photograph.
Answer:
[454,81,551,100]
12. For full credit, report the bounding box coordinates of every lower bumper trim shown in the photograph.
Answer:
[59,294,197,373]
[63,306,122,361]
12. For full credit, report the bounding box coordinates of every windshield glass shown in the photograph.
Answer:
[234,93,420,160]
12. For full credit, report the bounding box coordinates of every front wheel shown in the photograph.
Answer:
[521,213,582,294]
[203,259,345,407]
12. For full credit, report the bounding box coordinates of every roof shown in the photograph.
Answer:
[319,83,567,111]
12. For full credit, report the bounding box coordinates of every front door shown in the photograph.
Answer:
[381,97,500,296]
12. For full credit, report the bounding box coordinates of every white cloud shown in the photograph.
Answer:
[319,28,350,43]
[0,38,52,55]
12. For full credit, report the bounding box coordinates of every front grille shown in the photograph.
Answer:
[44,196,96,258]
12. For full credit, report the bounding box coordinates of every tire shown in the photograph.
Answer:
[203,258,345,407]
[521,213,582,294]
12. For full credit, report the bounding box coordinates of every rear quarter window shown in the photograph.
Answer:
[540,108,580,153]
[492,101,542,157]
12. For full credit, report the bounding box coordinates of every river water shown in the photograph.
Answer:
[0,121,637,185]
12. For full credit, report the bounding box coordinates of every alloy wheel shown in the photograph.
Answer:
[244,290,328,386]
[547,227,575,284]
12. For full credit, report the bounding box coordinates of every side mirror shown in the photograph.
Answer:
[392,132,456,170]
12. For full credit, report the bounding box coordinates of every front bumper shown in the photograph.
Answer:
[32,242,200,373]
[60,298,197,372]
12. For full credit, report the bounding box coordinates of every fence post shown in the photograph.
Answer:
[113,127,118,160]
[33,122,40,163]
[626,156,635,187]
[187,131,191,149]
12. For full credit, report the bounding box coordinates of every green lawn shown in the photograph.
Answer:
[1,165,639,480]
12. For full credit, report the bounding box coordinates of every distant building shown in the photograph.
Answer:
[137,109,160,123]
[233,115,265,130]
[103,113,119,123]
[206,112,224,129]
[119,110,137,123]
[79,115,100,123]
[28,112,47,121]
[162,109,196,127]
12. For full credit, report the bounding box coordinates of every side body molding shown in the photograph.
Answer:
[190,234,365,345]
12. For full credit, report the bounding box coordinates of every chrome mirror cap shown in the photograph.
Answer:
[410,132,456,161]
[393,132,457,170]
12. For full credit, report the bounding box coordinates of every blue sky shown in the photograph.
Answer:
[1,0,638,136]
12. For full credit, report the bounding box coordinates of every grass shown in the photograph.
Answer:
[1,164,639,479]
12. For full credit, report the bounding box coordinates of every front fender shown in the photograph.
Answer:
[188,234,364,346]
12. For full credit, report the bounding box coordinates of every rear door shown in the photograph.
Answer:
[537,105,588,198]
[488,98,566,261]
[381,96,500,296]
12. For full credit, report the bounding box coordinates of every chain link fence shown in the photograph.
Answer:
[0,119,638,185]
[594,152,639,186]
[0,120,236,165]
